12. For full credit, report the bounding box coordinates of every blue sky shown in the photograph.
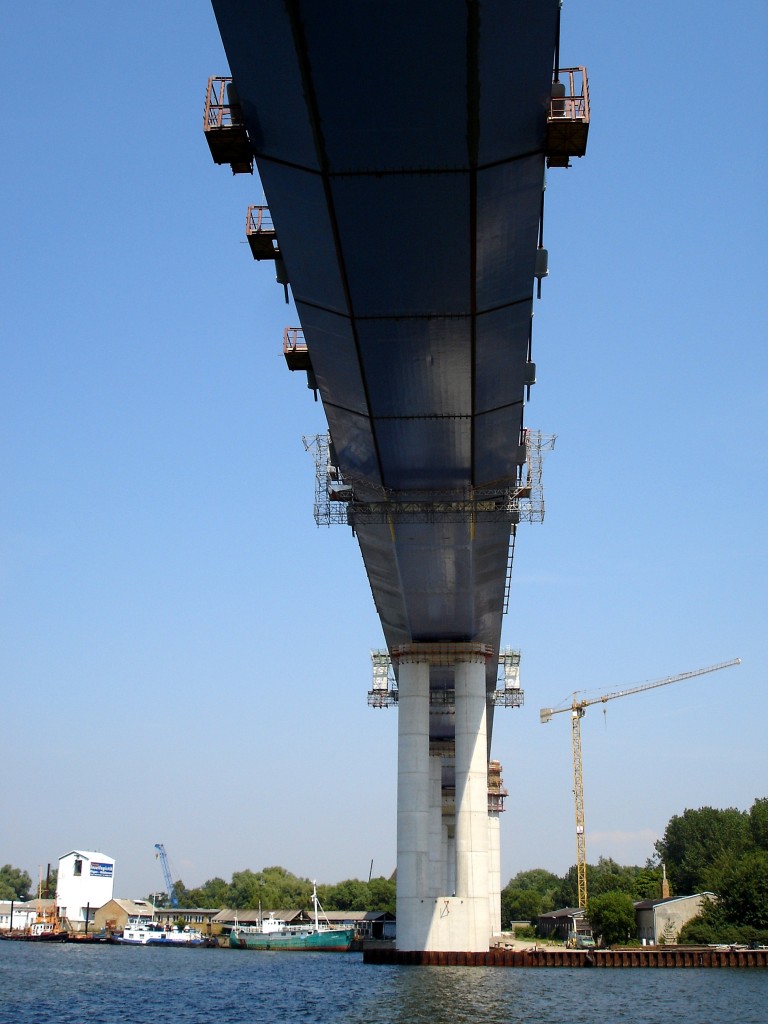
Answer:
[2,1,766,900]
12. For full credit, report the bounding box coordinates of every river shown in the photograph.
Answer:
[1,942,765,1024]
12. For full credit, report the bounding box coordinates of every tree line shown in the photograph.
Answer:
[502,797,768,946]
[158,865,397,916]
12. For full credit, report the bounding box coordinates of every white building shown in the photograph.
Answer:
[0,900,38,932]
[56,850,115,931]
[634,893,715,944]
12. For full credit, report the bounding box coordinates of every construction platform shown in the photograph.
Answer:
[363,945,768,968]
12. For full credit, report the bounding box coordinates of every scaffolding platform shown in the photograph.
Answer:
[283,327,310,371]
[546,67,590,168]
[203,77,253,174]
[246,206,280,260]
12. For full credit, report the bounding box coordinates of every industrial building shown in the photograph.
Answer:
[56,850,115,933]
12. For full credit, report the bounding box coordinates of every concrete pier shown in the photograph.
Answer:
[394,643,496,953]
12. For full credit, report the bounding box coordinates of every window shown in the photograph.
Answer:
[74,859,83,877]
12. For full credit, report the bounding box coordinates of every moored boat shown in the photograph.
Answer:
[116,919,206,946]
[229,883,355,952]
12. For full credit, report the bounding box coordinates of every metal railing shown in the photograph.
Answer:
[204,76,244,130]
[283,327,306,356]
[246,205,275,234]
[549,67,590,124]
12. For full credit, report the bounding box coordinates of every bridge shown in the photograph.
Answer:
[205,0,588,952]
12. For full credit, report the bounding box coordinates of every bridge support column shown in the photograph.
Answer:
[395,656,431,950]
[454,655,491,950]
[488,812,502,936]
[394,642,493,952]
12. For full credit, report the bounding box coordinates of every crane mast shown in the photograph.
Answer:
[571,706,587,909]
[154,843,179,908]
[541,657,741,910]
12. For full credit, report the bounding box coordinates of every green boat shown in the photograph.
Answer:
[229,884,355,952]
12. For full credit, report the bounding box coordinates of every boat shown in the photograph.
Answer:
[26,874,68,941]
[116,919,206,946]
[229,883,355,952]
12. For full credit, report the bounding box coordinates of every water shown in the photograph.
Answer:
[1,943,765,1024]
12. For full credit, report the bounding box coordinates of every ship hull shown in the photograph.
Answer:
[230,928,354,952]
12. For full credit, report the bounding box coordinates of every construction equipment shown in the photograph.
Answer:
[540,658,742,910]
[154,843,179,909]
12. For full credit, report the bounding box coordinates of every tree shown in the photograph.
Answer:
[630,863,665,901]
[366,876,396,915]
[655,806,751,894]
[748,797,768,851]
[553,866,581,908]
[678,894,768,947]
[228,867,313,910]
[186,877,230,909]
[505,868,561,894]
[501,887,543,927]
[501,868,560,928]
[709,849,768,930]
[586,891,636,947]
[678,899,740,945]
[321,878,369,911]
[147,890,170,908]
[0,865,32,901]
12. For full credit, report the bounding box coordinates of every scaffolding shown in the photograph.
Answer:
[487,760,509,813]
[367,647,524,709]
[303,431,555,529]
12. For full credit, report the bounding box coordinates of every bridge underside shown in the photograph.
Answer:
[210,0,561,950]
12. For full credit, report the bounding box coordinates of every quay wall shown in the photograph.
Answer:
[363,946,768,968]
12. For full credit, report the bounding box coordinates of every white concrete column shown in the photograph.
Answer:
[454,656,490,950]
[488,812,501,935]
[428,754,443,896]
[444,817,456,896]
[395,657,431,950]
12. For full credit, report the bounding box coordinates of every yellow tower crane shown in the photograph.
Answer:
[540,657,742,910]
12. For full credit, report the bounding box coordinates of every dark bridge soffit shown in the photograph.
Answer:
[210,0,560,679]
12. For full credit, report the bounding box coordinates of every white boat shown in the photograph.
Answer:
[117,919,205,946]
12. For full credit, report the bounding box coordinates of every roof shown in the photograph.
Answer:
[538,907,584,920]
[211,908,309,925]
[153,907,220,916]
[634,892,716,910]
[319,910,394,923]
[58,850,114,862]
[105,899,154,915]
